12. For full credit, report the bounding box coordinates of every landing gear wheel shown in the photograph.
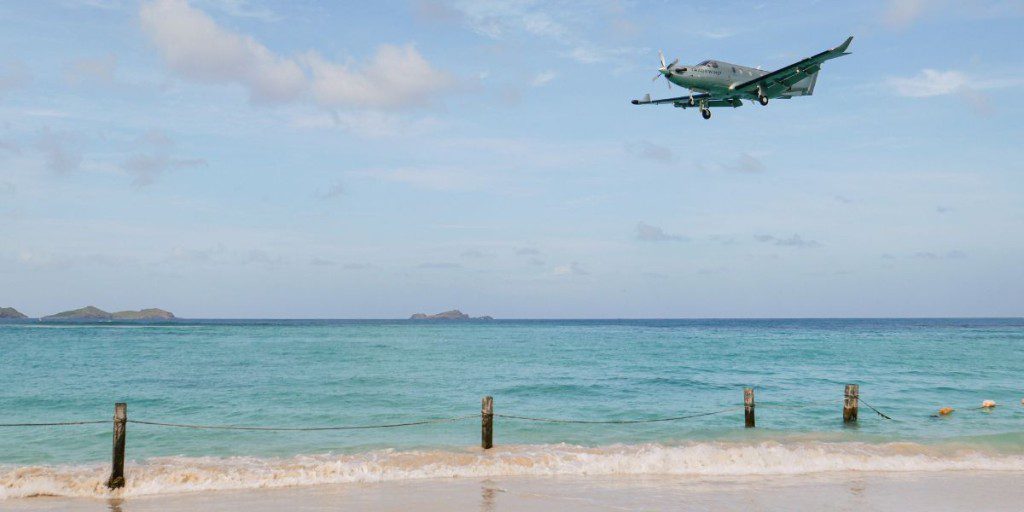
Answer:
[700,108,711,120]
[758,95,769,106]
[688,97,695,107]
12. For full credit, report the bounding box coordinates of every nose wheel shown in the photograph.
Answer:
[758,95,769,106]
[700,108,712,120]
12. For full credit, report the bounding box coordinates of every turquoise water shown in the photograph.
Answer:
[3,318,1024,499]
[2,318,1022,467]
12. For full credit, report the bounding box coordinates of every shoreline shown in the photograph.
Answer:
[6,471,1024,511]
[4,439,1024,501]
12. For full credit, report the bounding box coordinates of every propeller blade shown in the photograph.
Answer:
[668,58,679,69]
[652,73,661,82]
[658,50,666,68]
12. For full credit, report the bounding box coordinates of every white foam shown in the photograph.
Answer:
[3,441,1024,499]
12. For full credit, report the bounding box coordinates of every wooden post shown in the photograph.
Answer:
[106,402,127,489]
[744,388,755,428]
[481,396,493,449]
[843,384,859,423]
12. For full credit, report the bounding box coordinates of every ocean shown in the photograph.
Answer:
[2,318,1023,499]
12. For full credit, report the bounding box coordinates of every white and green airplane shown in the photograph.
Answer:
[632,36,853,120]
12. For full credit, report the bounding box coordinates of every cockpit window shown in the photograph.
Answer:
[697,60,710,66]
[710,61,719,68]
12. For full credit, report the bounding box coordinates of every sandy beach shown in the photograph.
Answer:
[6,471,1023,512]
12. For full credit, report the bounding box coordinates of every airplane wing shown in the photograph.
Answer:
[632,92,743,109]
[631,92,711,106]
[731,36,852,98]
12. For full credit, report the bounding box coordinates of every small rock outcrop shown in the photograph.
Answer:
[409,309,492,320]
[112,308,175,320]
[0,307,28,319]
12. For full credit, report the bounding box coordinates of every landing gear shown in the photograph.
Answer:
[758,94,769,106]
[688,96,695,107]
[700,108,712,120]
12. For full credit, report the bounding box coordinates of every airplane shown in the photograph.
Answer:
[631,36,853,120]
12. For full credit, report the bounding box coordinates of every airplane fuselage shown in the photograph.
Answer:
[663,60,768,96]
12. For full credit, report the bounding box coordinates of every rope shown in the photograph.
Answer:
[127,415,477,431]
[856,398,894,420]
[0,420,107,427]
[494,407,736,424]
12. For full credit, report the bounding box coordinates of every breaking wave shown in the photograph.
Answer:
[4,440,1024,499]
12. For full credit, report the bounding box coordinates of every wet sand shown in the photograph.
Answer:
[6,471,1023,512]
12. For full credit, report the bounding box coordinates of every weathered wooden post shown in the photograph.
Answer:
[843,384,859,423]
[106,402,127,489]
[481,396,494,449]
[744,388,755,428]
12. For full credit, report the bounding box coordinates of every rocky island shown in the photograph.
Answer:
[409,309,493,320]
[42,306,176,321]
[0,307,28,319]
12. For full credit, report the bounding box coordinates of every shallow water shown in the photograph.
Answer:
[1,318,1023,497]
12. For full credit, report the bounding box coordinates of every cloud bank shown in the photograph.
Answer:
[140,0,454,108]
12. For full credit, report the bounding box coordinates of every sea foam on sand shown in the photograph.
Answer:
[3,440,1024,500]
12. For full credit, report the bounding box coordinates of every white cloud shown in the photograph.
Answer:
[887,69,1024,115]
[140,0,305,103]
[887,69,968,97]
[636,222,685,242]
[626,141,674,163]
[140,0,454,109]
[531,70,556,87]
[448,1,644,65]
[754,234,821,248]
[304,44,454,109]
[553,261,589,276]
[120,129,206,186]
[883,0,932,28]
[122,154,206,187]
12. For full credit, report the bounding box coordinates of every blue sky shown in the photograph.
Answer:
[1,0,1022,318]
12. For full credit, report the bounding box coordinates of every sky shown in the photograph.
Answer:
[1,0,1022,318]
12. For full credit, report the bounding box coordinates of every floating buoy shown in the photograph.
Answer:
[938,407,954,416]
[982,400,997,408]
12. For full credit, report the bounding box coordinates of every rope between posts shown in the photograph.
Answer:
[0,420,108,427]
[493,407,736,424]
[856,398,894,420]
[126,415,478,431]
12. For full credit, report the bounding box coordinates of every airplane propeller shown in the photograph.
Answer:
[652,50,679,90]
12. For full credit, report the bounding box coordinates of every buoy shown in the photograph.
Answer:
[982,400,996,408]
[938,407,954,416]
